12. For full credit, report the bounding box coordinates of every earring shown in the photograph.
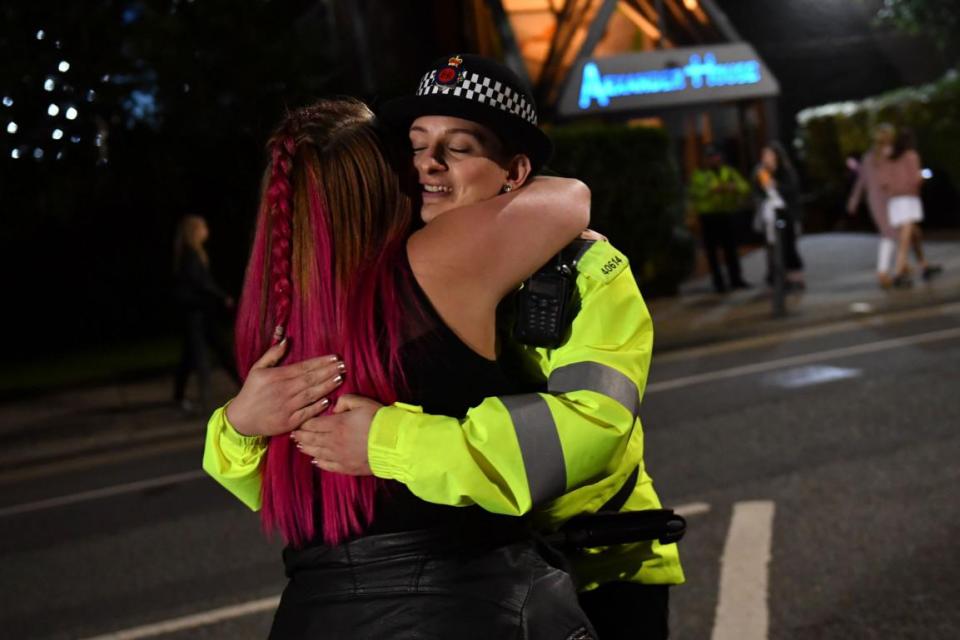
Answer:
[502,184,513,193]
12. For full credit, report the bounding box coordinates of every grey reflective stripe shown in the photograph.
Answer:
[499,394,567,506]
[548,361,640,417]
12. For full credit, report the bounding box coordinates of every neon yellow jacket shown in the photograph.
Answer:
[689,164,750,215]
[202,240,683,588]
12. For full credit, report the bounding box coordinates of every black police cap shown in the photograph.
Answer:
[380,54,553,172]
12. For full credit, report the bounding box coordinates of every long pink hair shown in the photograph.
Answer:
[234,99,418,547]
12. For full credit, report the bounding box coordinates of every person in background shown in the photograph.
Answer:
[172,214,237,413]
[752,141,805,290]
[883,128,942,287]
[689,145,752,293]
[847,123,898,288]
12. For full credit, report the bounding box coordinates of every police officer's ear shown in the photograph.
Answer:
[503,153,533,191]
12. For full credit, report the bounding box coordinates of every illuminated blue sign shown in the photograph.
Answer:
[557,43,779,117]
[578,53,762,109]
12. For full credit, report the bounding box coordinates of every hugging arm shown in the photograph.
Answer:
[201,339,345,509]
[408,176,590,302]
[300,242,650,517]
[202,178,590,505]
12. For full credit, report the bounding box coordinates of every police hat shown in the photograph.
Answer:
[379,54,553,172]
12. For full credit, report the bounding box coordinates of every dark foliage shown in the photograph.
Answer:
[548,123,695,297]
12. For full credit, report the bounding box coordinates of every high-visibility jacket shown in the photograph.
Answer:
[689,164,750,215]
[202,240,684,589]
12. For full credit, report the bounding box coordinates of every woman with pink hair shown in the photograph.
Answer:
[208,96,594,637]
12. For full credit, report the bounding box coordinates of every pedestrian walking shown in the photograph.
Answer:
[847,123,899,288]
[172,214,237,413]
[882,128,942,287]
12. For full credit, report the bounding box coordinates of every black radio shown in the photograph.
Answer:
[512,240,588,348]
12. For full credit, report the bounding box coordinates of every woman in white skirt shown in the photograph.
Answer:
[847,123,898,288]
[883,128,942,287]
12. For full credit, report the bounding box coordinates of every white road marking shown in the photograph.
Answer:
[79,595,281,640]
[711,500,776,640]
[654,301,960,363]
[675,501,711,517]
[763,365,861,389]
[647,326,960,394]
[0,470,206,518]
[75,503,714,638]
[11,327,958,517]
[0,436,199,485]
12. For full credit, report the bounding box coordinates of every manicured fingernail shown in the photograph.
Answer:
[319,398,330,408]
[289,433,296,439]
[295,443,302,450]
[311,458,320,466]
[328,355,340,362]
[337,362,346,373]
[332,374,343,384]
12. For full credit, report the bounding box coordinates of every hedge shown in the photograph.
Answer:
[547,122,695,296]
[795,68,960,227]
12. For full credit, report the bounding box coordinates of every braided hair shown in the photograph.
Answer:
[266,132,296,344]
[234,99,418,546]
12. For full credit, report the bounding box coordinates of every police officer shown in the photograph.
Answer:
[689,145,752,293]
[206,55,684,639]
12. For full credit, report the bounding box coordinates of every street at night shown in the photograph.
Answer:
[3,1,959,638]
[2,299,959,639]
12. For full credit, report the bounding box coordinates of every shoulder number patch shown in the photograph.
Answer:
[600,255,624,276]
[576,241,630,285]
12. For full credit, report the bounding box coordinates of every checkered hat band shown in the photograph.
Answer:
[416,70,538,126]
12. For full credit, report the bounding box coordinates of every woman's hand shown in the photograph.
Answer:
[225,339,345,437]
[580,228,607,242]
[290,394,383,476]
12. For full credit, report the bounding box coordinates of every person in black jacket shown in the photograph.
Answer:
[752,142,805,290]
[172,215,237,413]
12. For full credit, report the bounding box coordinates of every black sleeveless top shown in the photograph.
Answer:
[345,260,524,537]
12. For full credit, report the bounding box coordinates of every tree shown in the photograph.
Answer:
[874,0,960,58]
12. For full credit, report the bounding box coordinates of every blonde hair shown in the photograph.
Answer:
[173,215,208,269]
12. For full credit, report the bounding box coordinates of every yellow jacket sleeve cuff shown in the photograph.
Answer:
[220,403,267,450]
[202,403,267,511]
[367,403,422,484]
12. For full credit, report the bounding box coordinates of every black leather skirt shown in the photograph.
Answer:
[268,524,595,640]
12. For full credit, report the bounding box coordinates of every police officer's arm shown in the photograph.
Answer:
[369,242,646,515]
[201,177,590,508]
[208,244,646,516]
[688,169,720,216]
[202,405,267,510]
[323,242,649,516]
[687,170,710,203]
